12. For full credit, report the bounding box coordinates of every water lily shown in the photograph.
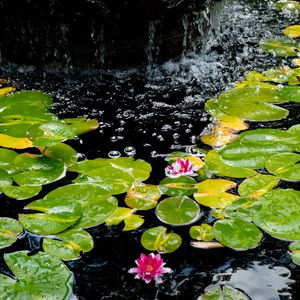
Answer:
[165,158,199,178]
[128,253,172,284]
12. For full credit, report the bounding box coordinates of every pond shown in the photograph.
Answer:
[1,0,300,299]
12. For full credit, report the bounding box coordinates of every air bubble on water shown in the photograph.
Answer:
[186,146,201,156]
[151,151,158,157]
[110,136,118,142]
[124,146,136,156]
[108,150,121,158]
[76,153,86,160]
[157,135,164,141]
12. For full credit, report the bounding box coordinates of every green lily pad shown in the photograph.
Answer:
[0,217,23,249]
[265,153,300,181]
[30,121,76,147]
[0,169,12,188]
[0,250,73,300]
[213,217,263,250]
[289,241,300,265]
[19,197,82,235]
[198,284,250,300]
[279,86,300,102]
[218,139,293,169]
[204,150,256,178]
[141,226,182,253]
[253,189,300,240]
[3,185,42,200]
[41,142,78,166]
[189,224,214,241]
[62,118,99,135]
[159,176,198,196]
[260,38,300,57]
[43,229,94,261]
[12,153,66,186]
[125,184,161,210]
[155,196,201,226]
[42,183,117,229]
[194,179,239,209]
[105,207,144,231]
[0,148,18,174]
[238,174,280,198]
[274,1,300,12]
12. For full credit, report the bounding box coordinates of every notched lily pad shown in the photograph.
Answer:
[155,196,201,226]
[189,224,214,241]
[43,229,94,261]
[125,184,161,210]
[0,250,73,300]
[0,217,23,249]
[3,185,42,200]
[159,176,198,196]
[213,217,263,250]
[141,226,182,253]
[289,241,300,266]
[260,38,300,57]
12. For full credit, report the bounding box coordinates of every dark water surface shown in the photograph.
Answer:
[1,0,300,299]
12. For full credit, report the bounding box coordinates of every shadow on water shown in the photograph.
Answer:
[1,0,300,299]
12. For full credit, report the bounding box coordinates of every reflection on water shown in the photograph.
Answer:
[212,261,295,300]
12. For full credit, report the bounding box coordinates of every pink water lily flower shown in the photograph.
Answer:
[129,253,172,284]
[165,158,198,178]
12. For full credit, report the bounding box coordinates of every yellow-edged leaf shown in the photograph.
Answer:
[0,134,33,149]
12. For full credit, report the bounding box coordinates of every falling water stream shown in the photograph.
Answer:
[1,0,300,299]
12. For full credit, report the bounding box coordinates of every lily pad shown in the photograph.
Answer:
[105,207,144,231]
[62,118,99,135]
[189,224,214,241]
[283,25,300,38]
[12,153,66,186]
[279,86,300,103]
[19,197,82,235]
[214,217,263,250]
[0,250,73,300]
[253,189,300,240]
[0,217,23,249]
[204,150,256,178]
[0,169,12,188]
[43,229,94,261]
[0,148,18,174]
[198,284,250,300]
[125,184,161,210]
[141,226,182,253]
[155,196,201,226]
[159,176,198,196]
[3,185,42,200]
[260,38,300,57]
[289,241,300,265]
[42,183,117,229]
[265,153,300,181]
[238,174,280,198]
[194,179,238,209]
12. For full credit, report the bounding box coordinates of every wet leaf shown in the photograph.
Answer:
[223,198,257,222]
[213,217,263,250]
[283,25,300,38]
[0,169,12,188]
[0,217,23,249]
[125,184,161,210]
[190,241,224,249]
[40,142,78,166]
[43,229,94,261]
[279,86,300,102]
[105,207,144,231]
[63,118,99,135]
[0,87,14,96]
[19,197,82,235]
[141,226,182,253]
[0,250,73,299]
[155,196,201,226]
[253,189,300,240]
[194,179,238,209]
[238,174,280,198]
[159,176,198,196]
[189,224,214,241]
[289,241,300,265]
[204,150,256,178]
[200,126,238,147]
[3,185,42,200]
[265,153,300,181]
[42,183,116,229]
[12,153,66,186]
[260,38,300,57]
[198,284,250,300]
[0,133,33,149]
[0,148,18,174]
